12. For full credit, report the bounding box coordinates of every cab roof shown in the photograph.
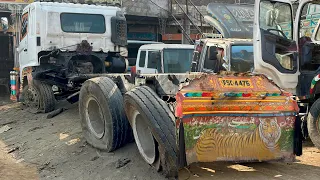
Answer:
[24,2,120,14]
[203,38,253,46]
[139,44,194,50]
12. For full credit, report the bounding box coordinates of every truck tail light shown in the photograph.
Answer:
[131,66,136,74]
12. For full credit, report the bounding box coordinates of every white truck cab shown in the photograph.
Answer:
[192,37,253,73]
[253,0,320,93]
[134,44,194,74]
[16,2,128,112]
[254,0,320,148]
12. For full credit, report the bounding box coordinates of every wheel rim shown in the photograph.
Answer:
[23,86,40,110]
[132,110,156,164]
[85,97,105,139]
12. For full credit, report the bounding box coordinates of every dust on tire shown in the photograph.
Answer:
[79,77,132,152]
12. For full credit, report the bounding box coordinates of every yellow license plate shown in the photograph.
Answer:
[218,78,253,88]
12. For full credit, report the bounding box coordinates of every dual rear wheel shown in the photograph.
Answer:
[79,77,177,178]
[22,80,56,113]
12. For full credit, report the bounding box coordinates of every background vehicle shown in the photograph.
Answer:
[15,2,127,112]
[253,0,320,148]
[192,37,253,73]
[0,13,14,95]
[133,44,194,74]
[127,40,163,68]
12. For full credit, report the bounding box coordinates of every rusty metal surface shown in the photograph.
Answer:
[175,73,299,164]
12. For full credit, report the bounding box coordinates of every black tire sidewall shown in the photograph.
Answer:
[307,98,320,148]
[79,80,114,151]
[33,80,56,113]
[124,86,177,178]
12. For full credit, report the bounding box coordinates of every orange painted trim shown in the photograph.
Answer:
[182,110,295,115]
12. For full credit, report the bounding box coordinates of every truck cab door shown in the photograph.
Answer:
[144,50,160,74]
[27,7,38,67]
[254,0,299,92]
[18,11,29,71]
[136,50,147,74]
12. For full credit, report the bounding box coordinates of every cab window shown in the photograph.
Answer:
[138,51,146,67]
[203,46,224,73]
[21,13,28,40]
[300,3,320,39]
[230,45,254,72]
[147,51,161,69]
[259,1,295,71]
[299,3,320,71]
[259,1,293,40]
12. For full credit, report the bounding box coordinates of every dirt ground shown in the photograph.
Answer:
[0,100,165,180]
[0,99,320,180]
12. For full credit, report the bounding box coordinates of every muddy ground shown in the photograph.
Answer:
[0,98,320,180]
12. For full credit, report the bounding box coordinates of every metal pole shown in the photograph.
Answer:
[182,0,190,44]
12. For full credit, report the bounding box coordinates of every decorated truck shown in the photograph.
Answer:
[11,1,303,179]
[253,0,320,148]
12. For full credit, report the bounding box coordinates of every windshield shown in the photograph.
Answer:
[163,49,193,73]
[230,45,254,72]
[60,13,105,33]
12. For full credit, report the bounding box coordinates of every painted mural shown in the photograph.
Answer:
[182,115,295,163]
[176,73,298,164]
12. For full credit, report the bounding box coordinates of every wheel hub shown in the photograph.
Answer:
[24,86,40,109]
[132,110,156,164]
[85,97,105,139]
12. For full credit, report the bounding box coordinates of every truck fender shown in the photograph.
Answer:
[309,74,320,97]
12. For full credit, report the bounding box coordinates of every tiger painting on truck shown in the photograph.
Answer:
[195,117,282,162]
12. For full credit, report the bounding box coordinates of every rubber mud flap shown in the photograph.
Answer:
[178,120,187,168]
[307,98,320,149]
[79,77,132,152]
[124,86,178,178]
[294,116,303,156]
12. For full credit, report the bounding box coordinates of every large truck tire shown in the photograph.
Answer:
[22,80,56,113]
[307,98,320,149]
[123,86,178,179]
[79,77,132,152]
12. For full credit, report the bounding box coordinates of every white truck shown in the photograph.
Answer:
[133,44,194,74]
[253,0,320,148]
[16,2,128,112]
[191,37,253,73]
